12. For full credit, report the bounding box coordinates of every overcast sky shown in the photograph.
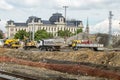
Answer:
[0,0,120,34]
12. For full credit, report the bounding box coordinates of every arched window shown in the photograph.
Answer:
[61,27,62,30]
[43,27,45,30]
[51,27,53,31]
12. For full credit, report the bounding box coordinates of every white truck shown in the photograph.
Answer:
[73,44,104,51]
[71,40,104,51]
[37,39,64,51]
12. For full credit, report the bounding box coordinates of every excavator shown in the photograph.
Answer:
[3,39,21,48]
[23,36,37,50]
[23,39,37,50]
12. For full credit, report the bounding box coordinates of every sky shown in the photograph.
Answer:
[0,0,120,34]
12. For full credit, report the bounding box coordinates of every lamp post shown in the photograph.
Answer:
[76,21,78,40]
[63,6,68,43]
[63,6,68,22]
[32,18,35,41]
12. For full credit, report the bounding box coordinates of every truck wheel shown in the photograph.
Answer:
[73,47,78,51]
[39,47,42,51]
[27,47,30,50]
[50,48,53,51]
[93,48,98,51]
[41,47,46,51]
[23,46,28,50]
[23,47,26,50]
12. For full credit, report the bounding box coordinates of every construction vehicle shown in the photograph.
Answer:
[37,39,64,51]
[3,39,21,48]
[71,40,104,51]
[23,39,37,50]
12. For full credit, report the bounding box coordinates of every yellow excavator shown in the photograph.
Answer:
[23,36,37,50]
[23,39,37,50]
[3,39,21,48]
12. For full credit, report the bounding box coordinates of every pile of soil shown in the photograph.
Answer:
[0,48,119,67]
[0,48,120,80]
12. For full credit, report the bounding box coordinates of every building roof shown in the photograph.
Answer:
[14,23,27,26]
[7,20,14,25]
[67,20,82,26]
[7,13,82,27]
[49,13,65,24]
[26,16,41,23]
[42,20,51,25]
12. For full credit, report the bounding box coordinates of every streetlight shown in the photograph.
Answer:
[63,6,68,22]
[76,21,78,40]
[32,18,35,41]
[63,6,68,43]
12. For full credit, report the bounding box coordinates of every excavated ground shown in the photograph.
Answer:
[0,48,120,80]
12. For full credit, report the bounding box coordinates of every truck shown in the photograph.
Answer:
[37,39,64,51]
[71,40,104,51]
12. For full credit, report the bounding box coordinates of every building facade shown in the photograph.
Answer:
[6,13,84,38]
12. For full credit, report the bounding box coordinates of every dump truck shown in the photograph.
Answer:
[37,39,65,51]
[71,40,104,51]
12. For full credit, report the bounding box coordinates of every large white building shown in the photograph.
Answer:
[6,13,84,38]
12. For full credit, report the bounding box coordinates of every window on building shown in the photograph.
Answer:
[74,29,76,32]
[55,28,56,31]
[64,27,66,31]
[51,27,53,31]
[10,33,14,37]
[61,27,62,30]
[10,28,14,31]
[49,27,50,31]
[39,27,40,30]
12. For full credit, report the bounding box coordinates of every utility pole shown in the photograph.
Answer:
[63,6,68,43]
[32,18,35,41]
[108,11,113,47]
[76,21,78,40]
[63,6,68,22]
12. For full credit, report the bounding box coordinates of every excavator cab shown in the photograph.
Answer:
[70,40,81,50]
[71,40,81,47]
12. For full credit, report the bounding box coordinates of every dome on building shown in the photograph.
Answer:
[7,20,14,25]
[49,13,65,24]
[26,16,41,23]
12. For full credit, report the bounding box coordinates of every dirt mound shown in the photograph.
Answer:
[0,48,120,80]
[0,48,9,53]
[0,48,120,67]
[0,56,119,80]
